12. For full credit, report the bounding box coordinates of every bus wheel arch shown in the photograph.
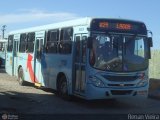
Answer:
[17,65,22,75]
[18,66,26,86]
[56,72,70,100]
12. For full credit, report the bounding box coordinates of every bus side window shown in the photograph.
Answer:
[19,33,27,53]
[7,35,14,52]
[59,28,73,54]
[27,32,35,53]
[46,30,59,53]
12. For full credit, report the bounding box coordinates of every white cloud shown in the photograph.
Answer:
[0,9,79,24]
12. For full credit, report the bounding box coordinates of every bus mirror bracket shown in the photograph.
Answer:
[147,48,151,59]
[87,37,93,49]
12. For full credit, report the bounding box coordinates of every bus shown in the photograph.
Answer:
[5,17,153,100]
[0,39,7,67]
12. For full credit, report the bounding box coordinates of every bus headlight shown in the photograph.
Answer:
[136,80,148,87]
[89,76,105,88]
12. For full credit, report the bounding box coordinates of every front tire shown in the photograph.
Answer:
[58,76,71,100]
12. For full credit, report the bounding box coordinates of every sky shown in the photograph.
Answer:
[0,0,159,49]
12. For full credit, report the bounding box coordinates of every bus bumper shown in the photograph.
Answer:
[85,83,148,100]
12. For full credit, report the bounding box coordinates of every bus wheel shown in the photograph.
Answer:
[18,67,26,86]
[58,76,70,100]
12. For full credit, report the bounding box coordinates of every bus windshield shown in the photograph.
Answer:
[90,33,148,72]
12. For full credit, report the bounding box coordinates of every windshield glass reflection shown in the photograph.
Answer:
[89,34,148,72]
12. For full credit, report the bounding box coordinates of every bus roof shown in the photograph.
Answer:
[9,17,146,35]
[9,17,92,35]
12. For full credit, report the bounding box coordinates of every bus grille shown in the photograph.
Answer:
[103,75,138,82]
[108,84,134,87]
[111,90,133,95]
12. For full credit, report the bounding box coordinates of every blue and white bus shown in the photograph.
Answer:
[6,18,152,100]
[0,39,7,67]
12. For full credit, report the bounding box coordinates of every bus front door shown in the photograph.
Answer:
[13,34,20,76]
[74,34,87,94]
[34,31,45,85]
[13,40,19,76]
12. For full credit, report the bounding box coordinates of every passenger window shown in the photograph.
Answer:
[19,34,27,52]
[19,33,35,53]
[46,30,59,53]
[27,32,35,53]
[59,28,73,54]
[7,35,14,52]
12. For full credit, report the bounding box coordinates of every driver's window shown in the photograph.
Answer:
[134,37,145,58]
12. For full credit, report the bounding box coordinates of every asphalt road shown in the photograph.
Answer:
[0,68,160,115]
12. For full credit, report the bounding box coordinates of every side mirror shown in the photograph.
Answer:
[87,37,93,49]
[146,37,152,59]
[148,37,153,47]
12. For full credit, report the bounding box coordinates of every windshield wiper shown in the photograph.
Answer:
[104,57,122,70]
